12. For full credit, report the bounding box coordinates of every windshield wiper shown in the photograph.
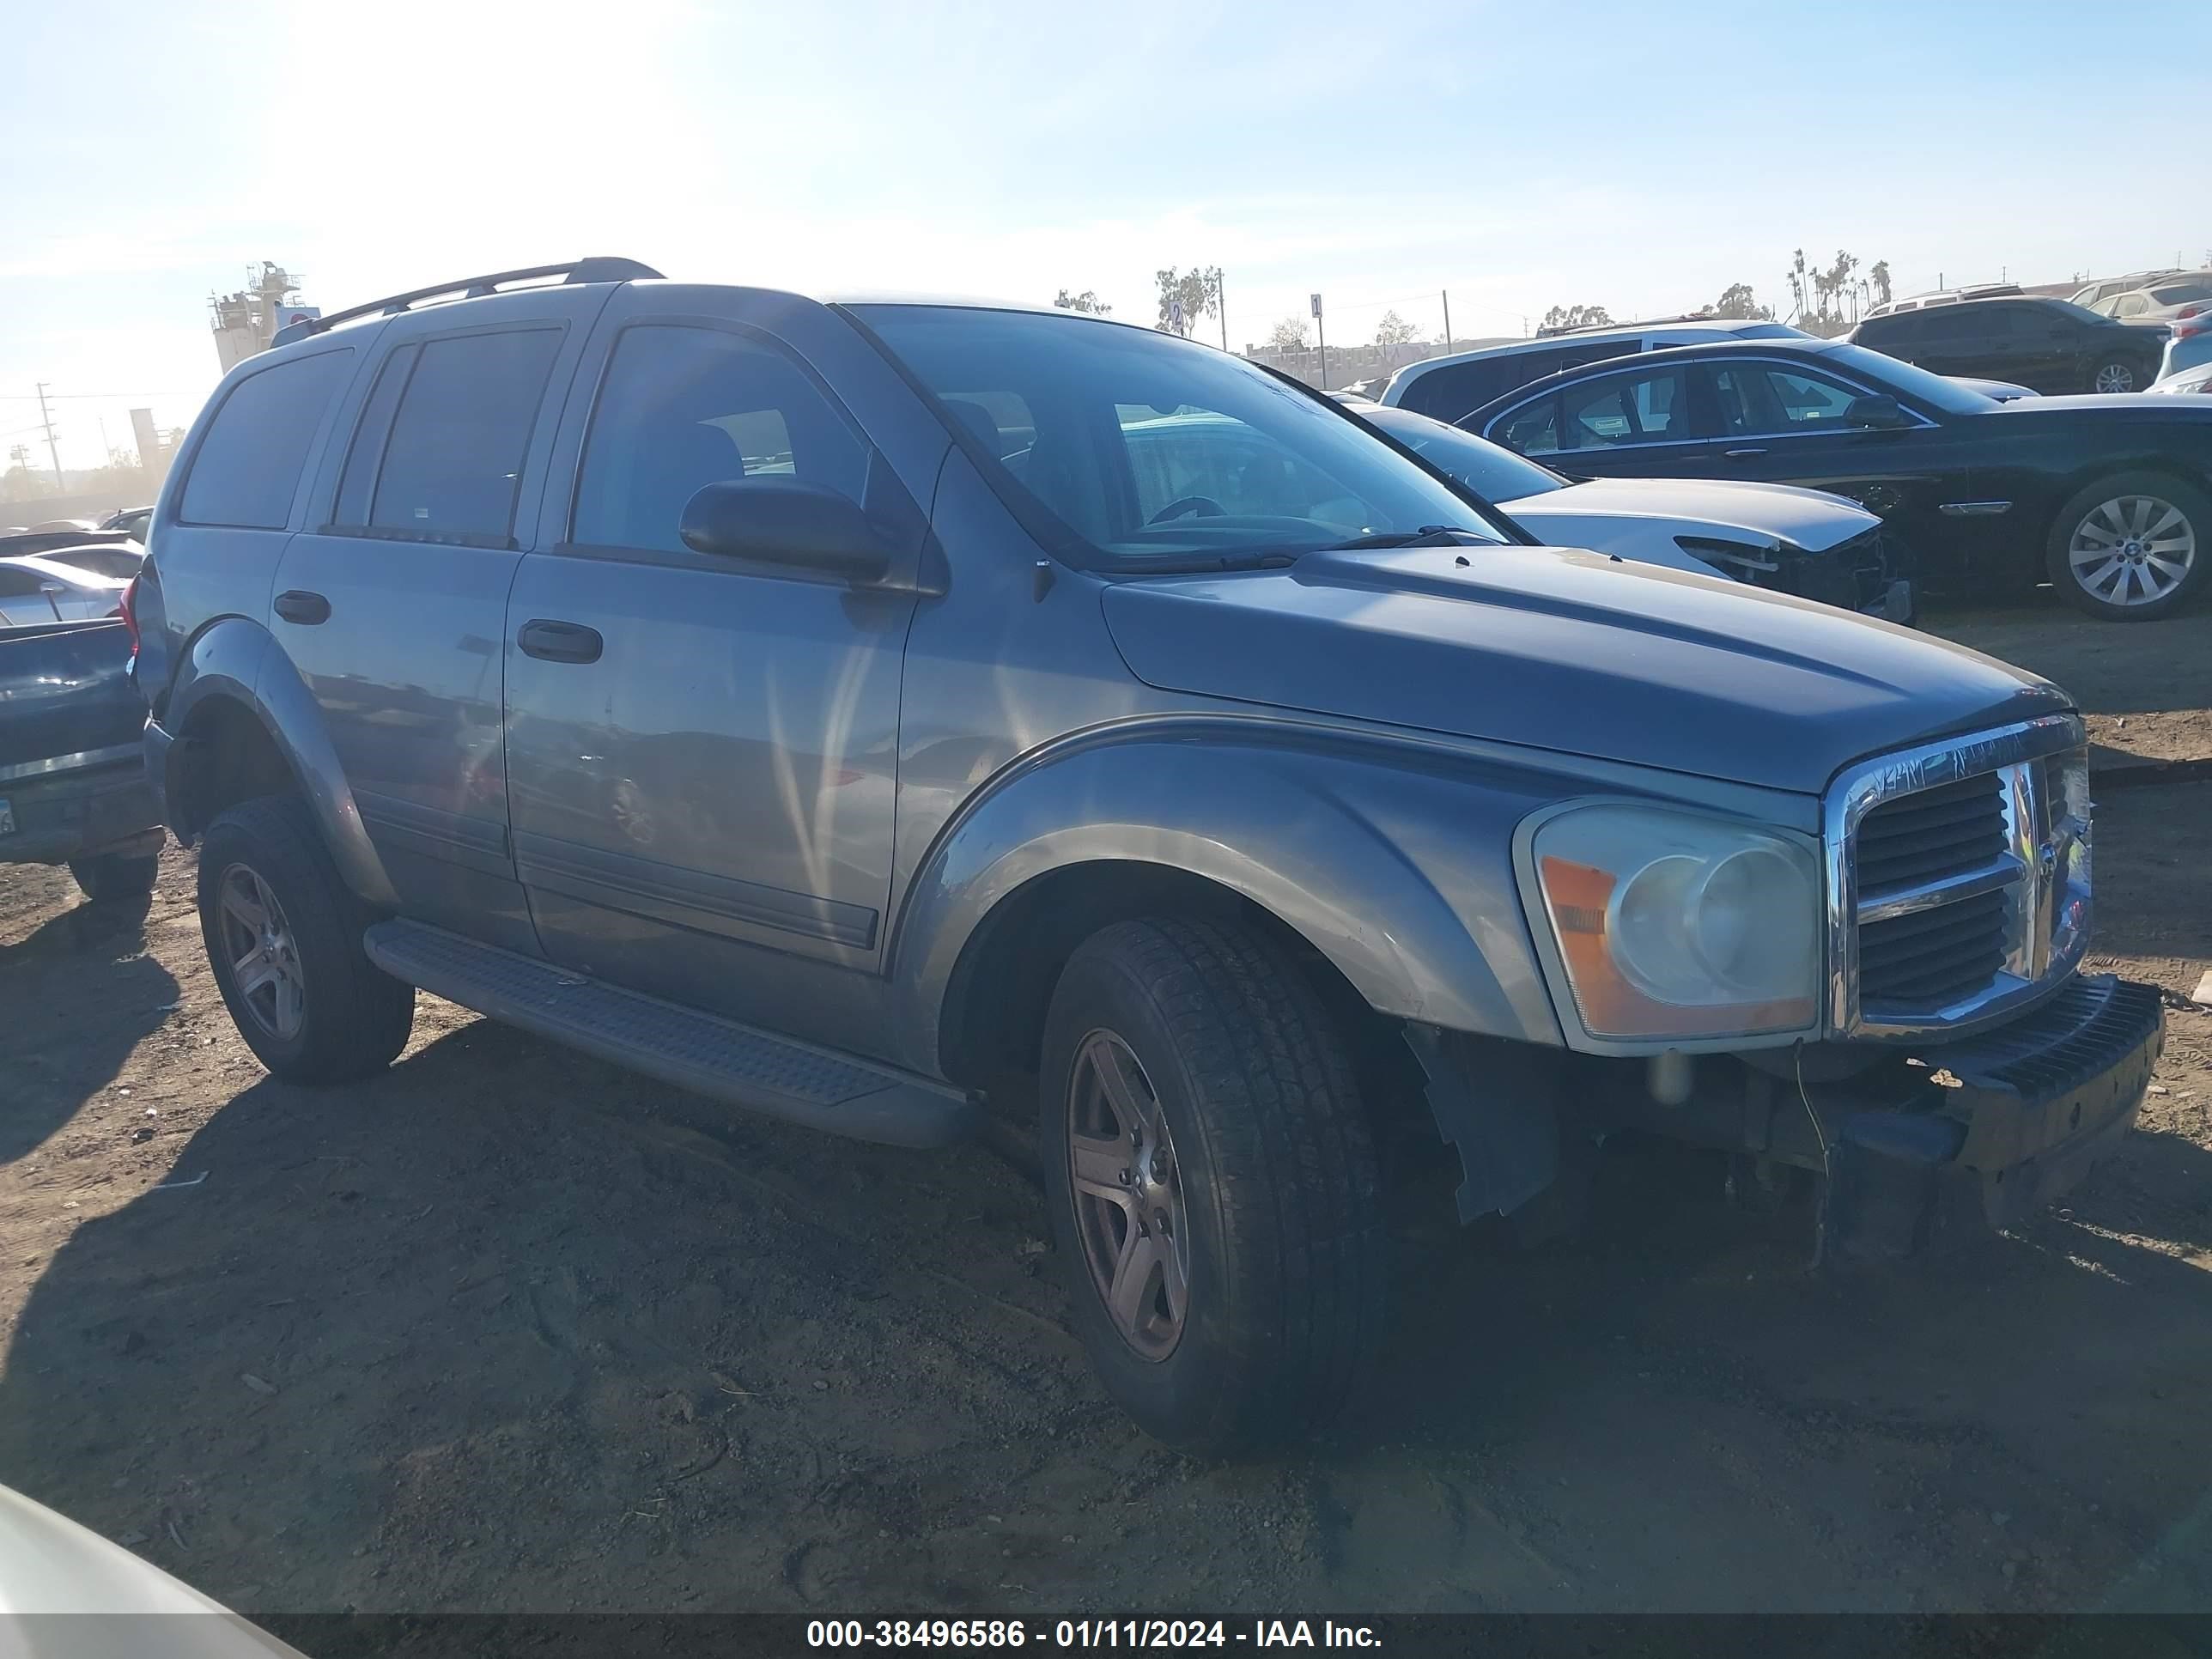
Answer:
[1121,550,1301,574]
[1330,525,1482,550]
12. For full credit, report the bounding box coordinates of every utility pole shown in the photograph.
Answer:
[1441,290,1453,352]
[34,383,63,489]
[1217,270,1229,351]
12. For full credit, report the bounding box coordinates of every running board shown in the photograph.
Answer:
[362,921,978,1149]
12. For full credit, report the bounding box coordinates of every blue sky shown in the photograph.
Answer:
[3,0,2208,470]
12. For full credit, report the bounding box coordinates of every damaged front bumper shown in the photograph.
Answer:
[1412,974,2163,1259]
[1821,974,2163,1259]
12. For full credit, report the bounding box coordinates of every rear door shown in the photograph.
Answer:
[500,287,928,1051]
[269,287,608,951]
[1490,360,1712,481]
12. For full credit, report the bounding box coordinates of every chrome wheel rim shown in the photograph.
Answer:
[2069,495,2196,606]
[1066,1030,1189,1361]
[217,863,307,1040]
[2094,362,2136,393]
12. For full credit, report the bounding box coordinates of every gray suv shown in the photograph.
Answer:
[137,259,2162,1454]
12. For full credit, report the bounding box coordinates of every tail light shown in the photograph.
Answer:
[2175,312,2212,340]
[2177,302,2208,321]
[118,574,142,654]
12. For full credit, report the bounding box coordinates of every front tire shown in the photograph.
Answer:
[2045,472,2207,620]
[1039,917,1387,1455]
[69,851,160,904]
[198,795,414,1083]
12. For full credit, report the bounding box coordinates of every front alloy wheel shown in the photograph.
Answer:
[1066,1030,1190,1360]
[2092,361,2138,394]
[2046,473,2209,621]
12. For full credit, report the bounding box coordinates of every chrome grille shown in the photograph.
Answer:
[1826,717,2093,1039]
[1856,772,2006,893]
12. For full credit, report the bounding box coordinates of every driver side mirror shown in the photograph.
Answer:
[1844,394,1910,430]
[679,479,896,584]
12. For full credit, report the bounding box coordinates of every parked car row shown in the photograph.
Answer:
[117,258,2161,1454]
[1453,337,2211,619]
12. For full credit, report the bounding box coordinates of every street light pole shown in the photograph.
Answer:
[1311,292,1326,387]
[1442,289,1453,352]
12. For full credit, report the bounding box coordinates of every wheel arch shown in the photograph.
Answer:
[163,616,397,908]
[892,727,1565,1086]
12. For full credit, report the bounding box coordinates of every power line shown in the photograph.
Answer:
[0,391,200,400]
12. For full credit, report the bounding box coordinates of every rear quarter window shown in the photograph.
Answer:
[179,348,356,529]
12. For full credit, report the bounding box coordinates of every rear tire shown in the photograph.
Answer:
[2045,472,2207,621]
[69,851,160,904]
[1039,916,1388,1455]
[198,795,414,1083]
[2088,359,2139,394]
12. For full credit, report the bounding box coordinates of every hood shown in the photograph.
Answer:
[1501,476,1880,555]
[1101,545,2068,795]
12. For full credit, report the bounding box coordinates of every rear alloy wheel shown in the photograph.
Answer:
[1039,916,1387,1456]
[2090,360,2139,394]
[198,795,415,1083]
[2046,473,2207,620]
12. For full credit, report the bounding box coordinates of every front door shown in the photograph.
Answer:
[501,295,922,1051]
[270,289,606,951]
[1692,358,1997,585]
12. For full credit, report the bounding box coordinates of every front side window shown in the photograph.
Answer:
[179,348,354,529]
[1560,367,1690,449]
[368,328,562,542]
[573,325,869,554]
[854,305,1503,567]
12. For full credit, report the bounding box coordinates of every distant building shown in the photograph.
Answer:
[210,263,317,371]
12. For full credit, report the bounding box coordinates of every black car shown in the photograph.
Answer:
[1849,295,2164,396]
[1461,337,2212,619]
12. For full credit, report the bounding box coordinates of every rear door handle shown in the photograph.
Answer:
[517,619,604,664]
[274,589,331,625]
[1722,447,1768,459]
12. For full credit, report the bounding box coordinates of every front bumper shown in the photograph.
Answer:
[1824,975,2163,1259]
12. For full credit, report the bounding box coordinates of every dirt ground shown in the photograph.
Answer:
[4,604,2212,1618]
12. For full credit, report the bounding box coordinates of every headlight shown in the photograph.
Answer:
[1528,804,1821,1042]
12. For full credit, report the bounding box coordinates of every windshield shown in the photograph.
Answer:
[1364,406,1565,500]
[1814,343,1996,415]
[851,305,1503,568]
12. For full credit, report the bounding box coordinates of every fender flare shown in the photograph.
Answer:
[163,617,398,909]
[888,722,1566,1074]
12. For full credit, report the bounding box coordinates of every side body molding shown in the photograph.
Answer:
[161,616,398,909]
[889,721,1571,1076]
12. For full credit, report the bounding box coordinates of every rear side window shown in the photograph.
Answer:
[179,349,354,529]
[572,324,868,554]
[1492,394,1562,457]
[366,329,562,543]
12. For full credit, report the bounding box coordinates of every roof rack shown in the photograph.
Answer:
[270,257,664,347]
[1533,312,1716,338]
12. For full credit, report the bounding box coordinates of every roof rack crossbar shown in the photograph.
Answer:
[271,257,663,347]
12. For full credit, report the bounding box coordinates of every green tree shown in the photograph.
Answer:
[1155,265,1222,337]
[1541,302,1613,331]
[1373,309,1419,347]
[1054,289,1111,316]
[1703,282,1773,321]
[1267,314,1311,351]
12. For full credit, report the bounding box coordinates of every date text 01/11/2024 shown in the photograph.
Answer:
[805,1621,1382,1649]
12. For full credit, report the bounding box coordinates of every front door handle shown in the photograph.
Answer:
[274,589,331,625]
[517,619,604,664]
[1722,447,1768,459]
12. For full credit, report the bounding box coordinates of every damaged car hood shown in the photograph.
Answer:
[1101,544,2068,794]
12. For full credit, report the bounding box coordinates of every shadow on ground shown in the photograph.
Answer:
[3,1012,2211,1616]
